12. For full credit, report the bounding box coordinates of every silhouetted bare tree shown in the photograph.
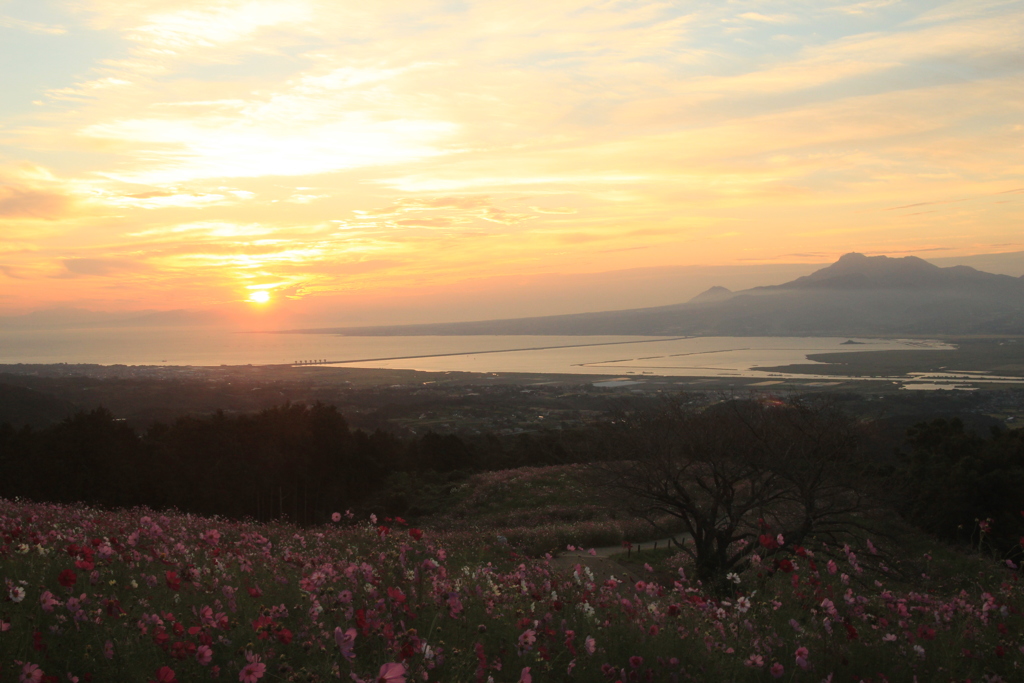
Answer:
[590,396,867,586]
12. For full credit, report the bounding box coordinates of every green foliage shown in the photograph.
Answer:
[895,418,1024,557]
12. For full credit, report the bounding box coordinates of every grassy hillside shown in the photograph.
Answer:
[407,464,688,555]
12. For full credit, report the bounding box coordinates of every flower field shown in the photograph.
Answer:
[2,497,1022,682]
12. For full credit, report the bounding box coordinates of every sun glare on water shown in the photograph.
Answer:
[250,291,271,304]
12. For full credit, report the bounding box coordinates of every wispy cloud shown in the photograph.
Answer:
[0,0,1022,314]
[0,15,66,35]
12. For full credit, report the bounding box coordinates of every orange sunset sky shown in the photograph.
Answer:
[1,0,1023,328]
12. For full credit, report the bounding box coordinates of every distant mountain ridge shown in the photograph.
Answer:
[295,253,1024,336]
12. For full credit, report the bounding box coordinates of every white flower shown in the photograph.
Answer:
[913,644,925,659]
[736,596,752,613]
[9,586,26,603]
[726,572,741,584]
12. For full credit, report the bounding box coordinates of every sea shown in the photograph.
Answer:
[0,327,960,381]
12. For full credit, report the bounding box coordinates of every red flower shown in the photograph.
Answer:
[152,666,177,683]
[777,559,794,573]
[408,528,423,541]
[170,641,196,660]
[276,628,293,645]
[58,569,77,588]
[165,571,180,591]
[759,534,779,550]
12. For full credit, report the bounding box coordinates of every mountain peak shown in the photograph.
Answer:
[779,252,951,290]
[689,285,733,303]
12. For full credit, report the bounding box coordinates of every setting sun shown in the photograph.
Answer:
[250,291,271,304]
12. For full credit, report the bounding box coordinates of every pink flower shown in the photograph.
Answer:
[331,512,342,523]
[40,591,59,612]
[584,636,596,655]
[629,656,643,668]
[335,626,357,660]
[745,654,764,668]
[20,663,44,683]
[518,667,532,683]
[197,645,213,666]
[770,663,784,678]
[104,640,114,660]
[795,646,809,670]
[375,663,406,683]
[518,629,537,652]
[238,662,265,683]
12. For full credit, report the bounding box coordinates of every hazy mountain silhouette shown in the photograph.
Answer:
[688,286,733,303]
[298,253,1024,336]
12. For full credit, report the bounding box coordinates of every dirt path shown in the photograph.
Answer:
[546,535,687,584]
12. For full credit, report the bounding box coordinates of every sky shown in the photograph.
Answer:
[1,0,1023,328]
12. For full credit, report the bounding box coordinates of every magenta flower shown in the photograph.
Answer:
[335,626,357,660]
[19,663,44,683]
[795,646,809,670]
[238,662,265,683]
[197,645,213,666]
[518,667,532,683]
[770,663,784,678]
[374,663,406,683]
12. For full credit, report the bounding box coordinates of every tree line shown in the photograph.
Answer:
[1,397,1021,577]
[0,402,573,525]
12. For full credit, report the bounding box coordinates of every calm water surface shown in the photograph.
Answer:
[0,328,955,380]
